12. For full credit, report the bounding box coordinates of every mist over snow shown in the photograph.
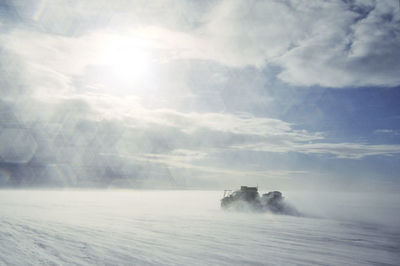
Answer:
[0,190,399,265]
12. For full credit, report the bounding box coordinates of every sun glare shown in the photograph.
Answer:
[101,37,152,85]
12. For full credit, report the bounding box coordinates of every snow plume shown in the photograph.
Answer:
[221,189,301,216]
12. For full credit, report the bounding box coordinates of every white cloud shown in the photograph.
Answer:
[127,152,307,180]
[296,143,400,159]
[1,0,400,187]
[4,0,399,91]
[200,0,400,88]
[277,1,400,87]
[75,95,400,160]
[374,129,400,136]
[238,141,400,159]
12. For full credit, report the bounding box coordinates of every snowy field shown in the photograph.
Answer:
[0,190,399,265]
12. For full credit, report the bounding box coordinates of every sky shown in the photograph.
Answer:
[0,0,399,190]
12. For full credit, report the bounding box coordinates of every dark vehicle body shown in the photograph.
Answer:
[221,186,298,215]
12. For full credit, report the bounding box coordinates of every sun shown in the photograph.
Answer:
[101,36,152,85]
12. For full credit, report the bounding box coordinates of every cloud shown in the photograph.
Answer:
[200,0,400,88]
[1,0,399,188]
[375,129,400,136]
[0,88,398,187]
[0,128,37,163]
[0,81,320,187]
[276,1,400,87]
[237,141,400,159]
[4,0,399,91]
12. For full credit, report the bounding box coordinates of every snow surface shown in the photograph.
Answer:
[0,190,399,265]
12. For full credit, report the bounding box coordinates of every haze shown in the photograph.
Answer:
[0,1,400,265]
[0,0,399,190]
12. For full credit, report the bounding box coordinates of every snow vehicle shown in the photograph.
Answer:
[221,186,299,215]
